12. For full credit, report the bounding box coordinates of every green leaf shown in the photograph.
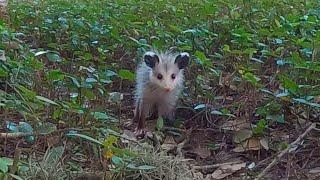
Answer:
[85,77,97,83]
[266,114,285,124]
[211,110,223,115]
[6,121,18,132]
[279,76,299,93]
[0,158,13,166]
[111,156,123,165]
[9,173,24,180]
[36,122,57,135]
[156,116,164,130]
[0,159,8,173]
[34,50,49,56]
[194,104,206,110]
[127,163,155,170]
[105,70,117,77]
[18,122,33,133]
[67,76,80,88]
[36,95,59,106]
[108,92,123,103]
[137,165,156,170]
[293,98,320,108]
[118,69,135,81]
[194,50,211,67]
[66,132,103,146]
[46,53,62,62]
[17,85,36,99]
[103,135,118,147]
[47,70,65,80]
[243,72,261,85]
[92,112,109,120]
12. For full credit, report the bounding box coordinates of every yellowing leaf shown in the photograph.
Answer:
[104,150,114,159]
[103,135,118,148]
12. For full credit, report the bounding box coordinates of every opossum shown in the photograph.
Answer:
[133,50,189,137]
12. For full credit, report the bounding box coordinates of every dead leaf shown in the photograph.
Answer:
[260,138,269,150]
[3,41,20,50]
[0,50,5,61]
[162,134,178,151]
[164,135,177,144]
[193,172,204,180]
[309,167,320,174]
[161,144,176,152]
[233,129,253,143]
[121,129,137,143]
[232,138,262,152]
[210,162,246,179]
[221,119,250,131]
[194,146,211,159]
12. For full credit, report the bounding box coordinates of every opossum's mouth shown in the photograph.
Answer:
[163,87,172,92]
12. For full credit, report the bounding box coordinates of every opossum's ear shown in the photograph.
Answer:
[175,52,189,69]
[144,51,159,68]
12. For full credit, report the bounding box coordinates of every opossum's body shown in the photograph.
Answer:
[133,50,189,137]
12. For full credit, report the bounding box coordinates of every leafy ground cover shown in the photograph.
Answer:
[1,0,320,179]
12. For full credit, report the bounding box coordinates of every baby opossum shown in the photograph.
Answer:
[133,50,189,137]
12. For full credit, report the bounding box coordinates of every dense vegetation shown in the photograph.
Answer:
[1,0,320,179]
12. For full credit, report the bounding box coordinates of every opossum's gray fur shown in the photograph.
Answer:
[134,50,188,121]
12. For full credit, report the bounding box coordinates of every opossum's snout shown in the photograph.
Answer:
[163,87,172,92]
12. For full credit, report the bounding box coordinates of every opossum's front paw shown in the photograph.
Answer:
[134,128,146,139]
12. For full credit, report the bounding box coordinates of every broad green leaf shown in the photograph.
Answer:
[105,70,117,77]
[293,98,320,108]
[34,50,49,56]
[194,104,206,110]
[103,135,118,147]
[6,121,18,132]
[211,110,223,115]
[36,95,59,106]
[46,53,62,62]
[92,112,109,120]
[266,114,285,124]
[66,132,103,146]
[156,116,164,130]
[9,174,24,180]
[243,72,261,85]
[127,163,155,170]
[18,122,34,142]
[108,92,123,103]
[137,165,156,170]
[47,70,65,80]
[36,122,57,135]
[17,85,36,99]
[85,77,97,83]
[67,76,80,88]
[194,50,211,66]
[118,69,135,81]
[279,76,299,93]
[0,159,8,173]
[111,156,123,165]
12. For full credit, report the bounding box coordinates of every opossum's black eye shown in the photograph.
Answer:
[171,74,176,80]
[157,74,163,80]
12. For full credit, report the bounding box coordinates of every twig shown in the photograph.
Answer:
[192,161,243,171]
[0,128,91,139]
[255,123,317,180]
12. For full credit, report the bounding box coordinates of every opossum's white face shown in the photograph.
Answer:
[144,51,189,92]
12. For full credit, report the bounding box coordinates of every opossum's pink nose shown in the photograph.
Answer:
[164,87,171,92]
